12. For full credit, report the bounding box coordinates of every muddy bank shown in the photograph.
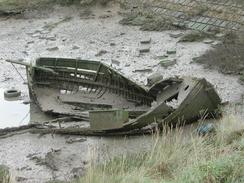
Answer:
[0,5,243,102]
[0,131,155,182]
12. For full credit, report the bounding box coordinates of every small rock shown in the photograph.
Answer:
[18,58,24,62]
[45,36,56,41]
[215,33,225,38]
[203,39,214,44]
[95,50,107,56]
[111,59,120,66]
[110,42,116,46]
[51,148,61,153]
[66,137,87,144]
[71,167,85,178]
[16,176,27,182]
[156,55,168,59]
[169,32,184,38]
[22,51,28,56]
[23,99,31,105]
[99,14,111,19]
[166,49,176,54]
[133,68,152,73]
[140,38,151,44]
[125,63,130,67]
[139,47,150,53]
[47,47,59,51]
[27,41,34,44]
[160,59,177,68]
[40,30,50,34]
[179,31,206,42]
[31,33,40,38]
[120,32,125,36]
[72,45,80,50]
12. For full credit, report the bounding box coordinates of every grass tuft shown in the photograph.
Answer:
[77,116,244,183]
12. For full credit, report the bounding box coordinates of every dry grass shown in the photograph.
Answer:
[195,30,244,84]
[77,116,244,183]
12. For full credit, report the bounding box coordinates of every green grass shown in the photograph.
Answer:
[77,116,244,183]
[0,165,10,183]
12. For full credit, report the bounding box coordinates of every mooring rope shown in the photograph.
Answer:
[11,63,25,81]
[19,111,30,125]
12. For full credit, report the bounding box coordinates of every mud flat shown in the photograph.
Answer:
[0,2,243,182]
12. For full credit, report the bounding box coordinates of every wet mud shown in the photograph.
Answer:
[0,2,243,182]
[0,89,30,129]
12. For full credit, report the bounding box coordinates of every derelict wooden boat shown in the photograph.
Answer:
[6,58,221,131]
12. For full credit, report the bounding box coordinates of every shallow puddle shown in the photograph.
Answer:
[0,89,30,129]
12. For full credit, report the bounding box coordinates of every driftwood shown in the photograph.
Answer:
[29,127,153,136]
[0,122,153,138]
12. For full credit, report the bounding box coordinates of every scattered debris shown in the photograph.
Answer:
[125,63,130,67]
[140,38,151,44]
[119,13,184,32]
[95,50,107,56]
[0,10,21,17]
[156,55,169,59]
[22,99,31,105]
[111,59,120,66]
[28,151,59,171]
[215,33,225,38]
[47,47,59,51]
[4,89,21,98]
[27,41,34,44]
[166,49,176,55]
[43,16,72,31]
[139,47,150,53]
[16,176,28,182]
[72,45,80,50]
[179,31,208,42]
[203,39,214,44]
[134,68,152,73]
[197,123,216,136]
[160,59,177,68]
[169,32,183,38]
[71,167,85,178]
[66,137,87,144]
[99,14,111,19]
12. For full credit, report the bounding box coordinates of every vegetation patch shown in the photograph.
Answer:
[0,165,10,183]
[179,31,210,42]
[77,117,244,183]
[194,30,244,83]
[119,12,185,31]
